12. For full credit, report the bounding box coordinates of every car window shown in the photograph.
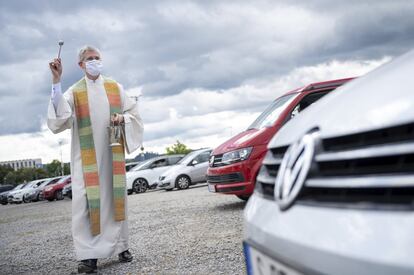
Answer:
[168,156,183,165]
[247,93,298,130]
[192,151,211,164]
[150,158,168,168]
[289,91,330,120]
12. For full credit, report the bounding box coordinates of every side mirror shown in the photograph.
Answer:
[191,160,199,166]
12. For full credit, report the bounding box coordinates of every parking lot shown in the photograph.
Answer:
[0,184,247,274]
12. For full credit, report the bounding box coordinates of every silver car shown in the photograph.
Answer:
[244,50,414,275]
[157,148,212,190]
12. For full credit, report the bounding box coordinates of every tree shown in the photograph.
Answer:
[166,140,192,155]
[0,165,14,185]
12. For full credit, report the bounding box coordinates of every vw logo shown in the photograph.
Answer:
[274,131,318,210]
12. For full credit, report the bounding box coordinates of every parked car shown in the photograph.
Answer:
[126,154,184,194]
[28,177,62,202]
[125,161,141,172]
[244,51,414,274]
[8,180,44,204]
[207,78,353,201]
[62,183,72,199]
[157,149,212,190]
[0,185,14,193]
[43,175,71,201]
[0,183,27,205]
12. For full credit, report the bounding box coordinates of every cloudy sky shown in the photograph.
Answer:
[0,0,413,163]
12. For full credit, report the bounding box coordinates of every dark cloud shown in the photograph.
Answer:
[0,1,414,136]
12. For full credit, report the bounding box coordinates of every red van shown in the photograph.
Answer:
[207,78,353,200]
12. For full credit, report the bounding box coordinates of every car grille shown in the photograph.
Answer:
[207,173,245,184]
[257,122,414,209]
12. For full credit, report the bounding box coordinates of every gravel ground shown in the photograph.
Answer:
[0,184,247,274]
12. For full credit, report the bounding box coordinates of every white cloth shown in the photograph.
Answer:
[47,75,143,260]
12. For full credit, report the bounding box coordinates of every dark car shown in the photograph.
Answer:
[62,183,72,199]
[0,184,26,205]
[0,185,14,193]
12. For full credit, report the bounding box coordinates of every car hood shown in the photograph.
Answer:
[213,128,272,154]
[270,49,414,148]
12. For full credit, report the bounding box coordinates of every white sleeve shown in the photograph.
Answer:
[119,83,144,154]
[51,83,63,111]
[47,84,74,134]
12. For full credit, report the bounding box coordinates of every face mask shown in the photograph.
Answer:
[85,60,103,76]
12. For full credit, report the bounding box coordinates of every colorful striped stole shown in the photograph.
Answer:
[72,77,126,236]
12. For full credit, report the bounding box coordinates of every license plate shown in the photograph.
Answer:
[244,243,303,275]
[208,184,216,192]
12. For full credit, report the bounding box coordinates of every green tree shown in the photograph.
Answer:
[166,140,192,155]
[44,159,63,177]
[0,165,14,185]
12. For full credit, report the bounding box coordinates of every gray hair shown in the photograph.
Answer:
[78,45,101,62]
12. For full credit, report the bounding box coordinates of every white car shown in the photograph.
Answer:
[244,50,414,274]
[126,154,184,194]
[157,148,212,190]
[8,180,42,203]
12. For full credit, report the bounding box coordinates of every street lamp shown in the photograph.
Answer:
[58,140,64,176]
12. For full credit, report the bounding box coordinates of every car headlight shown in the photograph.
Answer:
[221,147,253,164]
[159,176,166,181]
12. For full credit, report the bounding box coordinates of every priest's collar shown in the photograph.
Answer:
[85,74,103,85]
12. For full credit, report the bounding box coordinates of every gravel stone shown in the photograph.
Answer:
[0,184,247,274]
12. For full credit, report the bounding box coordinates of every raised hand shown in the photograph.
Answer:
[49,58,62,84]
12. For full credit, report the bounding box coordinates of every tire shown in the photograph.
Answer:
[133,178,148,194]
[56,190,64,200]
[236,195,250,201]
[176,175,191,190]
[23,196,29,203]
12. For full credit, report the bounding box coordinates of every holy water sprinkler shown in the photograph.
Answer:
[57,40,64,59]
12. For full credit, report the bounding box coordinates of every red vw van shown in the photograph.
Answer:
[207,78,354,200]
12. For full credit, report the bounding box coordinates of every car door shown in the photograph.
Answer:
[189,151,211,183]
[146,157,170,185]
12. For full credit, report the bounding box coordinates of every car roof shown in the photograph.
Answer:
[282,77,355,97]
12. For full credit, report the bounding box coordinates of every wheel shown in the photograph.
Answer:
[176,175,191,190]
[133,178,148,193]
[23,196,29,203]
[56,190,64,200]
[236,195,250,201]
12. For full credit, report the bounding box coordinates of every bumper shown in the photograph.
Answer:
[207,161,255,196]
[244,193,414,275]
[8,194,23,203]
[42,190,54,199]
[157,180,173,189]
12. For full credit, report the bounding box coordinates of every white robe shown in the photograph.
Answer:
[47,75,143,260]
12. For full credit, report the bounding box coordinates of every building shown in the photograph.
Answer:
[0,159,42,171]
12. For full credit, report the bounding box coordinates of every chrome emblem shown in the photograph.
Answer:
[274,131,318,210]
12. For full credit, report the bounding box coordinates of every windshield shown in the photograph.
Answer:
[247,93,298,130]
[56,175,70,184]
[177,151,203,165]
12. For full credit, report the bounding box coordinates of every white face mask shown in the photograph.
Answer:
[85,60,103,76]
